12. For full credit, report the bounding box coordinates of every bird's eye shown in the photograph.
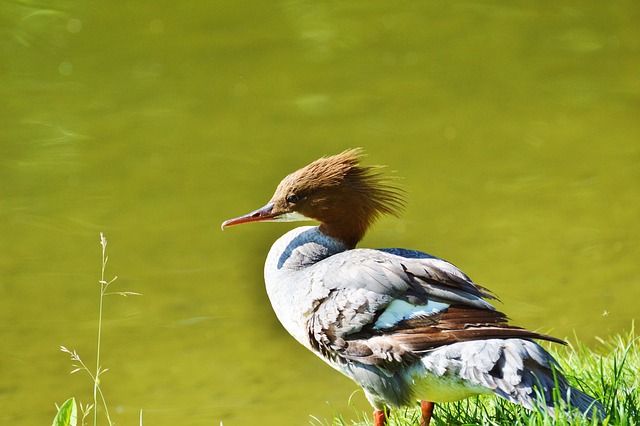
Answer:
[286,194,299,204]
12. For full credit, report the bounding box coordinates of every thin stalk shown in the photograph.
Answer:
[94,236,104,426]
[95,233,113,426]
[60,233,134,426]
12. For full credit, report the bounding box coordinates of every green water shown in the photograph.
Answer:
[1,1,638,425]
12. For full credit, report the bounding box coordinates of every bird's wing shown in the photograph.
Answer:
[307,248,563,370]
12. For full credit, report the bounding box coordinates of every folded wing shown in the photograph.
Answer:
[307,248,564,371]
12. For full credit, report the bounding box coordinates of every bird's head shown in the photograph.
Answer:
[222,148,404,248]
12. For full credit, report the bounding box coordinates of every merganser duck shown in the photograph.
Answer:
[221,148,604,425]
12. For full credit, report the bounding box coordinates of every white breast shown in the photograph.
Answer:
[263,226,347,349]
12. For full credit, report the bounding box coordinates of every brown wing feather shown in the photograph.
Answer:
[334,305,564,369]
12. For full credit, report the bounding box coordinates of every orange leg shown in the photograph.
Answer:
[420,400,435,426]
[373,408,388,426]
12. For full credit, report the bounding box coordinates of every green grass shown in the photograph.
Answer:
[319,327,639,425]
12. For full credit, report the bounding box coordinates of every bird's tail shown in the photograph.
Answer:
[521,364,606,420]
[487,339,606,420]
[562,384,606,420]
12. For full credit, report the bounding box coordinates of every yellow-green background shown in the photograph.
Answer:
[1,1,638,425]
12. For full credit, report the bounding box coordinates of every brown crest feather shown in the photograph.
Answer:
[273,148,405,247]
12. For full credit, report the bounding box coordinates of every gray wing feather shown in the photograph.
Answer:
[306,248,498,365]
[317,249,493,307]
[441,339,605,418]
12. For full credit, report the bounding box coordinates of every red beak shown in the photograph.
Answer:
[221,203,276,229]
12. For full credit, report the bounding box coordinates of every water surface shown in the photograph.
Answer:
[1,1,639,425]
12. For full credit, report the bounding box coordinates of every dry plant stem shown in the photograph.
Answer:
[60,233,139,426]
[59,346,108,425]
[96,233,116,426]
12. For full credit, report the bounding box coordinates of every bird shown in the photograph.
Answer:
[221,148,604,425]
